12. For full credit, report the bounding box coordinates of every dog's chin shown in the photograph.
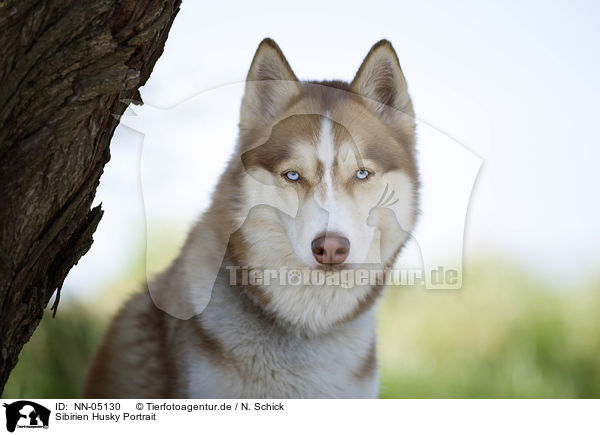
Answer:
[313,263,351,272]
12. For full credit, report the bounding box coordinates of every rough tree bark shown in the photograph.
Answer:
[0,0,181,393]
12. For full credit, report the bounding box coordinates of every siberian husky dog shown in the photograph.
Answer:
[84,38,419,399]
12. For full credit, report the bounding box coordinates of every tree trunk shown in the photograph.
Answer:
[0,0,181,393]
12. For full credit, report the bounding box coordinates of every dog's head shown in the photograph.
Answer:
[226,39,420,331]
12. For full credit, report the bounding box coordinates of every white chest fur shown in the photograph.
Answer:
[179,282,378,399]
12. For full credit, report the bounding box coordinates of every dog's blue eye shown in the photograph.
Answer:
[356,169,370,180]
[285,171,300,181]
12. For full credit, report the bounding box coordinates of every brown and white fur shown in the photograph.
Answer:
[84,38,419,399]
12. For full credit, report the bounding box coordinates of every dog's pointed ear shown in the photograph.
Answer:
[351,40,413,118]
[241,38,300,129]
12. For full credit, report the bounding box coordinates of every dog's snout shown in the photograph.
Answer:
[311,234,350,265]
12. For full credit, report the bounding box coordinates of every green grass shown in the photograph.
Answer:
[378,261,600,398]
[3,258,600,398]
[2,305,104,398]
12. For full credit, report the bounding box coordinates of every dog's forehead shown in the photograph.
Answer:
[302,105,406,174]
[274,114,408,175]
[241,85,415,177]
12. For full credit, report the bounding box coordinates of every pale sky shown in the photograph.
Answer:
[64,0,600,297]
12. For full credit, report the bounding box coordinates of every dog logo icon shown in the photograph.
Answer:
[2,401,50,432]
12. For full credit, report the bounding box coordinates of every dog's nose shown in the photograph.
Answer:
[311,234,350,265]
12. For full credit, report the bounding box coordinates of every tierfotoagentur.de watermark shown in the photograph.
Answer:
[226,265,459,289]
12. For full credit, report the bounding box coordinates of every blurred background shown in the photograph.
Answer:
[4,0,600,398]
